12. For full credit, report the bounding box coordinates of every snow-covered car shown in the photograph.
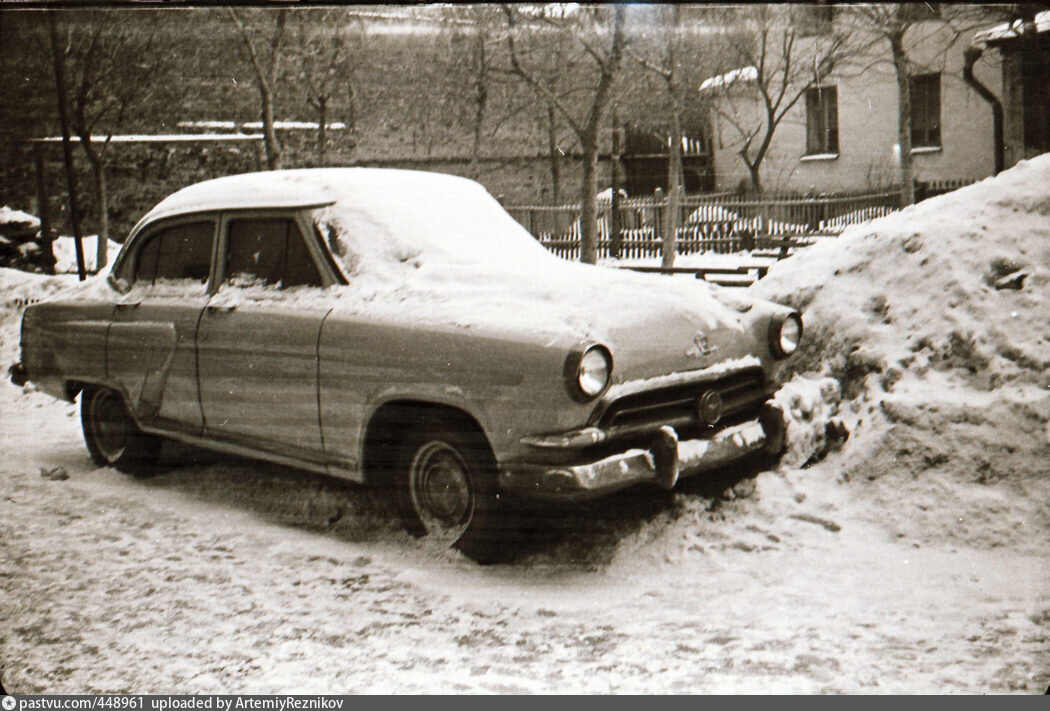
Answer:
[9,169,802,561]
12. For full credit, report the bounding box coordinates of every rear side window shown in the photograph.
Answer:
[133,221,214,285]
[224,218,322,288]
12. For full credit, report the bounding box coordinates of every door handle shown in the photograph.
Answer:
[115,301,141,310]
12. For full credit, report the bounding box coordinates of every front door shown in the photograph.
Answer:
[196,214,331,463]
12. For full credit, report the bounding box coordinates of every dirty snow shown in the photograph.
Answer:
[748,154,1050,560]
[2,156,1050,693]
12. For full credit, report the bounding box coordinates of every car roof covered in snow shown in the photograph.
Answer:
[133,168,485,230]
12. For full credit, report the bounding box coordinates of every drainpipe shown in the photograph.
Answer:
[963,44,1004,175]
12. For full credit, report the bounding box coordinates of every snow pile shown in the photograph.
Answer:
[754,158,1050,394]
[1,206,40,232]
[51,235,123,275]
[747,155,1050,548]
[1,206,49,273]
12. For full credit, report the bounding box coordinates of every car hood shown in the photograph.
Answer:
[325,258,775,384]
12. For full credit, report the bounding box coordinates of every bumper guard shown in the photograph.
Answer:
[500,405,785,501]
[8,362,27,387]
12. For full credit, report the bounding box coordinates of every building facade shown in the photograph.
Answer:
[703,6,1008,194]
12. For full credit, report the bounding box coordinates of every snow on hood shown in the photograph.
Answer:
[309,175,747,346]
[752,154,1050,391]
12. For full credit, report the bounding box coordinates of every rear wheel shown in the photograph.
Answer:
[81,387,162,475]
[394,417,509,563]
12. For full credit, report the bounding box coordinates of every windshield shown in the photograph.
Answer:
[312,175,553,280]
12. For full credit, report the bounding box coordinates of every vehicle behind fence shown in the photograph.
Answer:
[505,178,976,261]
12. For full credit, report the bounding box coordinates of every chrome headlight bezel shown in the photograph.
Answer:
[564,344,613,402]
[769,311,803,359]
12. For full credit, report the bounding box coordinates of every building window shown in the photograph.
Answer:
[909,72,941,148]
[805,85,838,156]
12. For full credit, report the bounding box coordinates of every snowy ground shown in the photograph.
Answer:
[2,156,1050,694]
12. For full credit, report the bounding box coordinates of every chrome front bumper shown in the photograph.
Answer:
[500,406,785,502]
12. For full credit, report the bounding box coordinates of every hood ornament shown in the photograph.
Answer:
[688,331,718,359]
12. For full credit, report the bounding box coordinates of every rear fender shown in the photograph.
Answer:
[20,305,111,401]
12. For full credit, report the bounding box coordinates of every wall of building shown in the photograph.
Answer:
[710,21,1004,194]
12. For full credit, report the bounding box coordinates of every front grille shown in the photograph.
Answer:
[596,368,768,438]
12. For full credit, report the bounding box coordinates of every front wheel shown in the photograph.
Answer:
[395,419,509,563]
[81,387,162,475]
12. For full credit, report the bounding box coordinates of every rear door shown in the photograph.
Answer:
[106,216,217,433]
[196,212,333,464]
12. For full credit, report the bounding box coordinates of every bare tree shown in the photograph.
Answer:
[286,9,365,167]
[704,5,852,195]
[504,5,628,265]
[439,6,507,179]
[57,10,165,269]
[629,5,697,268]
[513,32,575,205]
[845,4,930,206]
[544,102,565,204]
[45,11,86,280]
[229,8,287,170]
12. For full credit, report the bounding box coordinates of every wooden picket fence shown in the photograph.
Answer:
[505,179,977,261]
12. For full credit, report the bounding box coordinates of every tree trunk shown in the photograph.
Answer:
[346,80,358,157]
[260,85,282,170]
[234,8,286,171]
[470,32,487,181]
[579,130,600,265]
[33,145,56,274]
[890,31,915,206]
[91,156,108,270]
[317,95,327,167]
[664,105,684,269]
[546,103,561,204]
[76,135,111,271]
[746,160,763,196]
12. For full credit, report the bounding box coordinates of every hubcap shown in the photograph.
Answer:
[91,391,128,463]
[409,441,474,541]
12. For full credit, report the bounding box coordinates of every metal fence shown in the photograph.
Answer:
[505,179,977,261]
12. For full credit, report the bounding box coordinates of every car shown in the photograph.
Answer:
[9,168,802,562]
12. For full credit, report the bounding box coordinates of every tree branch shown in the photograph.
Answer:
[502,6,584,137]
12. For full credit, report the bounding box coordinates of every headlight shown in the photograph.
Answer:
[769,312,803,359]
[564,344,613,401]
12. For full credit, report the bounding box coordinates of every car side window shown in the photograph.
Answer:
[225,218,322,288]
[133,221,214,285]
